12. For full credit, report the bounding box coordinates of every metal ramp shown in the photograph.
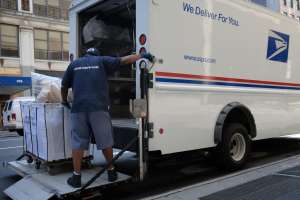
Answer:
[4,160,131,200]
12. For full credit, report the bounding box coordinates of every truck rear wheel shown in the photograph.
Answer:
[216,123,251,171]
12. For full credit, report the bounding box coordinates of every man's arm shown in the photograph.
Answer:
[120,53,154,65]
[120,54,141,65]
[102,53,154,74]
[61,86,68,103]
[61,63,73,108]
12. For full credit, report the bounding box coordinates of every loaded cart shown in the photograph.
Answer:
[18,103,93,172]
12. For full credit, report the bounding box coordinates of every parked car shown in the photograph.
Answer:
[2,97,35,136]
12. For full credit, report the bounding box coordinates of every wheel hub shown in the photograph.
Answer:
[230,133,246,162]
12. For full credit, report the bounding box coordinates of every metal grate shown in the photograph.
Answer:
[200,175,300,200]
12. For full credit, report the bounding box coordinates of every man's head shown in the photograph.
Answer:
[86,48,100,56]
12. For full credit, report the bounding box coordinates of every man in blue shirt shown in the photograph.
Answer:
[61,48,154,188]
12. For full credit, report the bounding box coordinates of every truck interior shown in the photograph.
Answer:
[78,0,138,151]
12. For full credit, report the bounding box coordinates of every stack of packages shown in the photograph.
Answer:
[21,73,88,162]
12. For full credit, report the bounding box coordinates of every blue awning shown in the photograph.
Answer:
[0,76,32,95]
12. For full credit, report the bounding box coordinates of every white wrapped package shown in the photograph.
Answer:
[20,103,33,153]
[30,105,39,156]
[31,72,61,102]
[21,103,89,162]
[31,72,73,103]
[32,104,69,161]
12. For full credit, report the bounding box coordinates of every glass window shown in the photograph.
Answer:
[47,0,60,18]
[62,33,69,60]
[8,101,12,111]
[61,0,71,20]
[0,0,17,10]
[291,0,294,8]
[21,0,30,11]
[33,0,71,20]
[33,0,47,17]
[48,31,62,60]
[0,24,19,57]
[3,102,8,111]
[34,29,69,61]
[48,0,59,7]
[34,29,47,60]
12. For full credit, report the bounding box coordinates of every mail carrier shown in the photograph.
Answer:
[69,0,300,177]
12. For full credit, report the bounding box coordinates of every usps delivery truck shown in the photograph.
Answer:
[69,0,300,175]
[5,0,300,199]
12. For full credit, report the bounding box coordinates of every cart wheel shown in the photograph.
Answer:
[27,156,33,164]
[84,160,93,169]
[47,166,55,175]
[35,160,41,169]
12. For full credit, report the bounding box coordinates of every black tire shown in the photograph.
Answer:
[215,123,251,171]
[35,160,41,169]
[27,156,33,164]
[16,129,24,136]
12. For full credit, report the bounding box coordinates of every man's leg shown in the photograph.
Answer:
[67,112,90,188]
[89,111,117,181]
[72,149,84,174]
[102,147,114,170]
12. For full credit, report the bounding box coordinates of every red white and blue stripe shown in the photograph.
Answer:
[155,72,300,91]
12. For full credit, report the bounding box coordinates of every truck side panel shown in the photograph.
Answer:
[148,0,300,154]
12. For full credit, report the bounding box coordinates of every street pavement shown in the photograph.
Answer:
[2,131,300,199]
[0,131,23,200]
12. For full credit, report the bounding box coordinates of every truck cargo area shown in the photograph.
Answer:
[79,0,138,151]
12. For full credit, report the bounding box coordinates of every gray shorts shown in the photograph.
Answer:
[70,111,114,150]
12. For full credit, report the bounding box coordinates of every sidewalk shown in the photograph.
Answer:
[144,154,300,200]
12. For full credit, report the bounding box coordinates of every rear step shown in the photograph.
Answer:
[4,160,131,200]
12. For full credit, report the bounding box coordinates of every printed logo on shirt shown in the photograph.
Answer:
[74,66,99,71]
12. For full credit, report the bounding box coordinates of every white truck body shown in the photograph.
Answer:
[70,0,300,155]
[5,1,300,199]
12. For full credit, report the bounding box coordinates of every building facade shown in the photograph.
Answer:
[280,0,300,21]
[0,0,71,127]
[249,0,300,21]
[249,0,280,11]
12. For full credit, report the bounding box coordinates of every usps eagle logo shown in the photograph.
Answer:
[267,30,290,63]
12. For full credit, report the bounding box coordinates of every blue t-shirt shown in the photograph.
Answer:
[62,54,121,113]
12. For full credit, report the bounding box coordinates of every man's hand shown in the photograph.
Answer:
[62,101,71,109]
[141,52,155,62]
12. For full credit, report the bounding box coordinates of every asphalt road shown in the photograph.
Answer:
[0,132,23,200]
[1,131,300,200]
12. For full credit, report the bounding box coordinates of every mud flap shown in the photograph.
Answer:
[4,175,55,200]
